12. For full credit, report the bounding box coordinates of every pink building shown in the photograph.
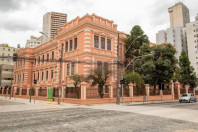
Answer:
[12,13,126,102]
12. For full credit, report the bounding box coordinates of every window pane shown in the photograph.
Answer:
[51,70,53,79]
[94,35,99,48]
[107,39,111,51]
[71,62,75,75]
[101,37,105,49]
[65,42,68,52]
[67,63,70,76]
[47,53,49,62]
[74,38,77,50]
[52,51,54,60]
[46,71,48,80]
[70,40,73,51]
[104,62,109,73]
[97,61,102,70]
[105,85,109,93]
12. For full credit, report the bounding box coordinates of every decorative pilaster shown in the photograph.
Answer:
[193,88,196,96]
[129,83,134,97]
[185,85,189,93]
[80,82,87,100]
[175,81,180,98]
[61,87,65,98]
[2,88,4,95]
[20,88,22,96]
[145,84,150,97]
[108,83,113,98]
[169,80,174,96]
[27,88,30,96]
[36,87,38,97]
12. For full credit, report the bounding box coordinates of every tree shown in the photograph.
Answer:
[177,51,197,88]
[125,71,144,95]
[87,67,110,98]
[70,74,86,99]
[124,25,149,71]
[134,43,177,93]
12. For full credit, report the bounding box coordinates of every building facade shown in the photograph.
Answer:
[156,2,189,59]
[25,36,42,48]
[13,14,126,99]
[186,14,198,76]
[168,2,190,28]
[0,64,14,87]
[42,12,67,43]
[156,27,187,59]
[0,44,18,65]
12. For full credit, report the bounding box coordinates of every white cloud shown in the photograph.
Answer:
[0,0,197,47]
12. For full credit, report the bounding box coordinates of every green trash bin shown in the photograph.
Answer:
[47,88,53,99]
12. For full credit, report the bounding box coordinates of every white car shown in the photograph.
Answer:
[179,93,197,103]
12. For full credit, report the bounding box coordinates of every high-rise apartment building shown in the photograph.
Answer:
[168,2,190,28]
[156,27,187,59]
[25,36,42,48]
[0,44,19,65]
[42,12,67,43]
[186,14,198,76]
[156,2,190,59]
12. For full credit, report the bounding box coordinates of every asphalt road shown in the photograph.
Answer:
[139,101,198,110]
[0,99,198,132]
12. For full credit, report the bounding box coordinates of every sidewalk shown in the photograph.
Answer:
[0,96,79,113]
[0,96,178,107]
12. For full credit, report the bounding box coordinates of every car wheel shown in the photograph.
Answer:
[189,99,191,103]
[195,99,197,102]
[179,100,182,103]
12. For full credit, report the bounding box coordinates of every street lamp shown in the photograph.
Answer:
[39,31,63,105]
[124,36,141,54]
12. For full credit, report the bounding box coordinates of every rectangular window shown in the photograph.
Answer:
[97,61,102,70]
[38,56,40,64]
[38,72,39,81]
[47,53,49,62]
[23,73,24,81]
[101,37,105,49]
[52,51,54,60]
[65,41,68,52]
[107,39,111,51]
[34,73,35,80]
[46,71,48,80]
[70,40,73,51]
[42,72,44,80]
[71,62,75,75]
[67,63,70,76]
[42,55,44,63]
[51,70,53,79]
[94,35,99,48]
[104,62,109,73]
[34,58,36,64]
[74,38,77,50]
[105,85,109,93]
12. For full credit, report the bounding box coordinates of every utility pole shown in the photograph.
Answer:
[58,43,63,104]
[30,62,33,103]
[116,33,120,104]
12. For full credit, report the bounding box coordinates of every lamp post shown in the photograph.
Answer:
[58,44,63,104]
[39,31,63,104]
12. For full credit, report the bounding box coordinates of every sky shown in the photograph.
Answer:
[0,0,198,48]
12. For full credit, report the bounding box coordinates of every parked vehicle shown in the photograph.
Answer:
[179,93,197,103]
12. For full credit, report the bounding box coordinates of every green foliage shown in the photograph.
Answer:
[70,74,86,99]
[87,67,110,98]
[124,25,149,71]
[134,43,177,86]
[177,51,197,88]
[125,71,144,87]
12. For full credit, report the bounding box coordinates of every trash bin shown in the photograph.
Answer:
[47,88,53,99]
